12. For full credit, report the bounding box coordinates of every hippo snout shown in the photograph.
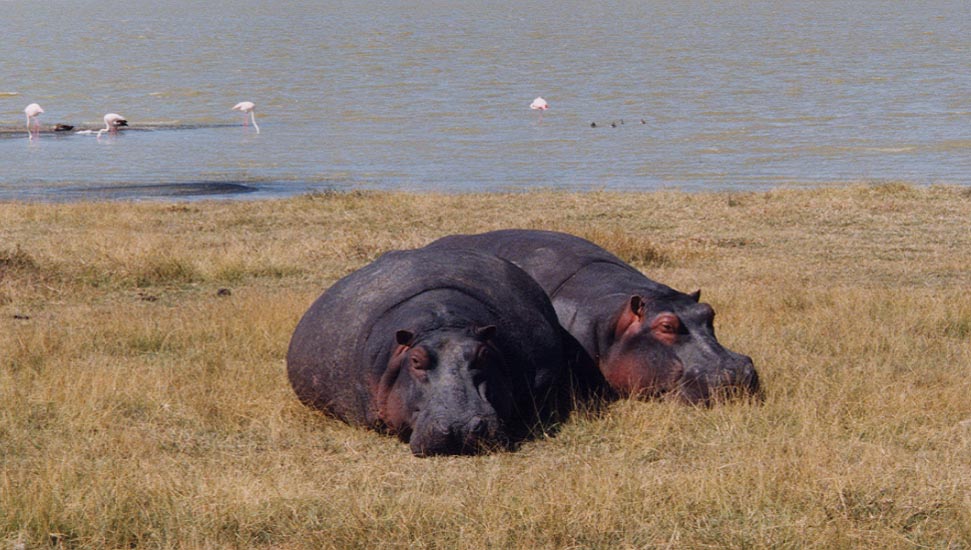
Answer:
[677,353,759,405]
[736,356,760,396]
[721,353,758,395]
[410,414,506,457]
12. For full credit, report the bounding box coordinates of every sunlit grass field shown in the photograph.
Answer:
[2,184,971,548]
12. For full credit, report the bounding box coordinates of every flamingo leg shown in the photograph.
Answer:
[27,115,39,139]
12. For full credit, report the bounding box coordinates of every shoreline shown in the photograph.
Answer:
[0,179,962,205]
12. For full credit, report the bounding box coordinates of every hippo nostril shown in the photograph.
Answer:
[456,415,505,454]
[467,415,491,438]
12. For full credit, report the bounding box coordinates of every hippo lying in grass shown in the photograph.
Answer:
[427,229,759,404]
[287,247,572,456]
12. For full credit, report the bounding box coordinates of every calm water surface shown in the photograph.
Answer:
[2,1,969,201]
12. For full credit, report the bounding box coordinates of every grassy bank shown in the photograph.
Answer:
[2,184,971,548]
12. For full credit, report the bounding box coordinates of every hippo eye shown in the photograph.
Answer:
[652,314,680,334]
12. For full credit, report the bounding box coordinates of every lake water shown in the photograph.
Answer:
[2,0,969,201]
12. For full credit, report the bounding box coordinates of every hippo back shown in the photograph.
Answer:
[286,247,567,427]
[426,229,759,403]
[429,229,676,299]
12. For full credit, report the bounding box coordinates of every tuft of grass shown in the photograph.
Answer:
[2,185,971,548]
[0,246,44,306]
[133,256,202,287]
[0,246,38,279]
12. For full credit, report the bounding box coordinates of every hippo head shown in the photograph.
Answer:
[607,293,759,404]
[375,325,507,456]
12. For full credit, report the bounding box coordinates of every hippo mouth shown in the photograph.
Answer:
[676,361,761,405]
[409,415,508,457]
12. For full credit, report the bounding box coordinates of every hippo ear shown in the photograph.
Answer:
[395,330,415,346]
[615,295,646,339]
[689,289,701,302]
[473,325,497,342]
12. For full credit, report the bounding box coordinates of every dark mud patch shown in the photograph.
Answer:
[65,181,259,200]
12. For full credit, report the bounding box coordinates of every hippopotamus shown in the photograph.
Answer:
[426,229,759,404]
[286,247,570,456]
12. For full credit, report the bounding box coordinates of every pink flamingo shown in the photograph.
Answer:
[232,101,259,133]
[529,97,550,122]
[96,113,128,137]
[530,97,549,122]
[24,103,44,139]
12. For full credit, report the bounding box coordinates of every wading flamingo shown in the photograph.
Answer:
[232,101,259,133]
[94,113,128,137]
[24,103,44,139]
[530,97,548,122]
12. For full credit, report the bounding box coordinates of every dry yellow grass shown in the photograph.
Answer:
[2,184,971,548]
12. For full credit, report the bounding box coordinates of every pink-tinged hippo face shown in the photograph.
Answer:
[607,294,758,403]
[376,325,507,456]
